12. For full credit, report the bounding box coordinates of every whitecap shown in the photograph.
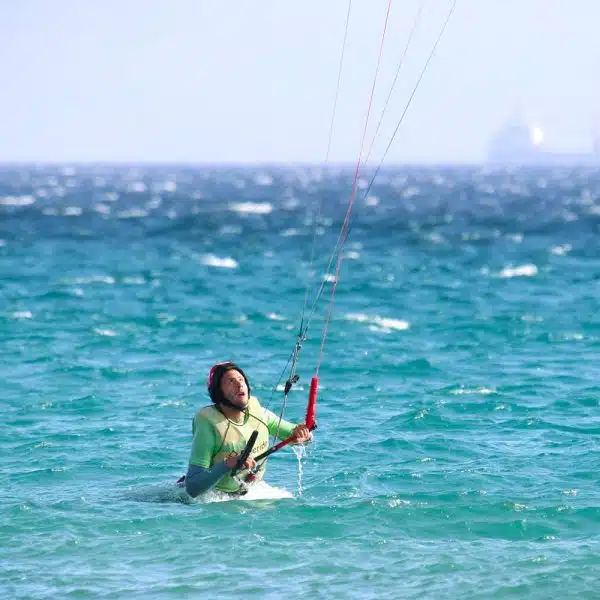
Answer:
[276,383,305,392]
[521,314,543,322]
[346,313,369,323]
[425,232,445,244]
[499,264,537,278]
[267,313,285,321]
[200,254,238,269]
[346,313,409,332]
[13,311,33,319]
[67,275,115,285]
[450,386,496,396]
[551,244,571,256]
[414,408,429,421]
[93,203,111,215]
[373,316,409,331]
[281,228,300,237]
[94,328,118,337]
[388,498,411,508]
[159,400,186,408]
[63,206,82,216]
[117,208,148,219]
[0,195,36,206]
[230,202,273,215]
[552,332,584,341]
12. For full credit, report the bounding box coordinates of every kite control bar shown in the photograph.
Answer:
[231,430,258,475]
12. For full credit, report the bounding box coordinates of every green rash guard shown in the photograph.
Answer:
[188,396,297,493]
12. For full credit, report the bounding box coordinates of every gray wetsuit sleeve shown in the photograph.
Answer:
[185,462,230,498]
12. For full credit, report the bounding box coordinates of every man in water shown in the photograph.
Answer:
[183,361,311,497]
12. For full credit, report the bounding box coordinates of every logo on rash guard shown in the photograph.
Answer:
[253,440,267,454]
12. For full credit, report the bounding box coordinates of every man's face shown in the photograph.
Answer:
[220,369,249,409]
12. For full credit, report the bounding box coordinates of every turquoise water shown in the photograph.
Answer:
[1,165,599,599]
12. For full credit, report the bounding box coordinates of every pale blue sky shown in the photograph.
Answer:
[1,1,598,163]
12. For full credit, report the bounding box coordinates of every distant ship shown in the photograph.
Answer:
[487,120,600,166]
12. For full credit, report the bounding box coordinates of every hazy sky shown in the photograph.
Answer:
[1,1,598,164]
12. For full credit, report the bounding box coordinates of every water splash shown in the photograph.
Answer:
[126,480,293,504]
[291,444,307,496]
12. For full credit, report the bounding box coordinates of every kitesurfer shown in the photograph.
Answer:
[182,361,311,497]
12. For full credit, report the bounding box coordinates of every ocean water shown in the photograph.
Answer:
[1,164,599,599]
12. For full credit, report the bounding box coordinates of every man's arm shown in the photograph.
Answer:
[185,462,230,498]
[185,415,227,497]
[262,407,301,440]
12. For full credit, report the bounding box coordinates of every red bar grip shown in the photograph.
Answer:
[305,377,318,430]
